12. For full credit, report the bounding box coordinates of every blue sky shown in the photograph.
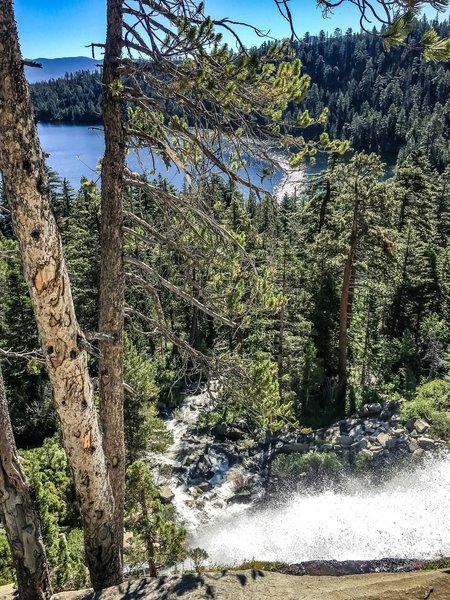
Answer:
[14,0,446,58]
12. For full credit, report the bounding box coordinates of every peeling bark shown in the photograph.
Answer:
[0,366,52,600]
[99,0,126,557]
[0,0,122,589]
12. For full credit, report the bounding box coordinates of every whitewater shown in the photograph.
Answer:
[192,453,450,565]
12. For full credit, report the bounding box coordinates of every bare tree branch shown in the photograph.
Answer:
[0,347,44,363]
[125,255,238,327]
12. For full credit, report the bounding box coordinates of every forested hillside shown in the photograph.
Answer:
[295,17,450,170]
[3,147,450,434]
[30,17,450,169]
[31,71,102,124]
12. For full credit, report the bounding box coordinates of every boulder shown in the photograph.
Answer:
[196,481,212,493]
[337,435,353,447]
[159,485,175,504]
[379,408,391,421]
[213,422,227,437]
[339,420,349,433]
[386,437,397,450]
[183,454,199,467]
[226,427,244,440]
[349,424,364,438]
[368,444,384,456]
[393,427,406,436]
[418,437,435,451]
[408,440,419,453]
[414,419,430,434]
[359,403,382,418]
[227,491,252,505]
[376,432,391,447]
[405,418,416,432]
[340,418,360,433]
[325,426,339,440]
[358,438,369,450]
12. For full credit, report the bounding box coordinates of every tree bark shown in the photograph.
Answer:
[0,365,52,600]
[0,0,122,589]
[99,0,126,558]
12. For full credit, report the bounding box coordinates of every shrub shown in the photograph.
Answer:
[53,529,89,591]
[400,378,450,441]
[125,461,187,576]
[271,451,372,487]
[124,336,171,458]
[20,437,89,591]
[188,548,209,572]
[272,452,345,479]
[0,531,14,586]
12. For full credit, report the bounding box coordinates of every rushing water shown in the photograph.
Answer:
[148,391,450,567]
[192,454,450,565]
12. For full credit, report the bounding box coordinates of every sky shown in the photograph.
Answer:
[14,0,447,59]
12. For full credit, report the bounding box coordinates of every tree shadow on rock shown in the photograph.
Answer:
[82,569,266,599]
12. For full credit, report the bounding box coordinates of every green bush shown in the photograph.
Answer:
[0,531,14,586]
[124,336,171,458]
[20,437,89,591]
[400,378,450,441]
[21,437,75,528]
[53,529,89,591]
[272,451,372,485]
[125,461,187,576]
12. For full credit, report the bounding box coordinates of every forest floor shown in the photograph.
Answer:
[2,568,450,599]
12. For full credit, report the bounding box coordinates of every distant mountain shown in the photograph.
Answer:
[25,57,101,84]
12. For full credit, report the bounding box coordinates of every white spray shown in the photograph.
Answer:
[192,454,450,565]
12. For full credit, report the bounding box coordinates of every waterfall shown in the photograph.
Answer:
[192,453,450,565]
[148,390,450,567]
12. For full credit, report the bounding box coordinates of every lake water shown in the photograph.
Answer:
[37,123,327,197]
[38,123,108,189]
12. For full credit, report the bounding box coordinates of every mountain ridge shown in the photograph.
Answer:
[25,56,101,83]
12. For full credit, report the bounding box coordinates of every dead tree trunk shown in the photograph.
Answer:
[99,0,126,558]
[0,365,52,600]
[0,0,122,589]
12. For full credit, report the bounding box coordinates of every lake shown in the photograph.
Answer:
[37,123,327,197]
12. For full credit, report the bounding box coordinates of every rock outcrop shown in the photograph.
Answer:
[275,401,446,462]
[46,568,450,600]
